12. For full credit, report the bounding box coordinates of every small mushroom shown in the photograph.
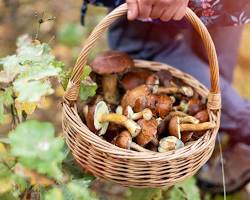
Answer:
[120,69,152,90]
[156,70,174,87]
[94,101,141,137]
[168,116,200,139]
[91,51,133,104]
[194,109,209,122]
[155,86,194,97]
[146,74,160,93]
[115,105,123,115]
[173,98,205,115]
[181,132,194,143]
[124,106,153,121]
[112,130,149,152]
[158,136,184,152]
[133,94,174,118]
[121,84,151,109]
[136,118,158,147]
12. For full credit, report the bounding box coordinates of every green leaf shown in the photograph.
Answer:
[81,65,92,80]
[58,24,86,47]
[59,69,72,91]
[45,188,64,200]
[14,80,54,102]
[0,87,14,106]
[15,65,61,83]
[0,55,22,83]
[9,120,65,181]
[0,102,4,124]
[126,188,162,200]
[169,177,201,200]
[79,81,97,101]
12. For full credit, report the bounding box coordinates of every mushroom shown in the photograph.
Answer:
[94,101,141,137]
[194,109,209,122]
[121,84,151,109]
[174,98,205,115]
[120,69,152,90]
[124,106,153,121]
[158,136,184,152]
[91,51,133,104]
[115,105,123,115]
[156,70,174,87]
[146,74,160,93]
[168,116,199,139]
[168,116,216,139]
[192,110,210,138]
[155,86,194,97]
[136,118,158,147]
[112,130,149,152]
[133,94,174,117]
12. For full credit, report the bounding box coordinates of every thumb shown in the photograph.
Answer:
[127,0,139,20]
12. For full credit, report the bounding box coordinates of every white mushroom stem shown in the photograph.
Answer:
[129,141,150,152]
[100,113,141,137]
[83,105,89,120]
[126,106,153,120]
[180,122,216,132]
[115,105,123,115]
[155,86,194,97]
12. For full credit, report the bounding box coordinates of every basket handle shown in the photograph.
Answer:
[64,3,221,110]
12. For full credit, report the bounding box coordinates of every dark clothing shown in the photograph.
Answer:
[82,0,250,26]
[107,17,250,144]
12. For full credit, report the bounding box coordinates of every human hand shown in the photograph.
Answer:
[126,0,189,21]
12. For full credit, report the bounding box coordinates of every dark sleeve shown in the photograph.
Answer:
[82,0,250,26]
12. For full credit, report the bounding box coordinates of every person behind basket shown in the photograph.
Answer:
[81,0,250,194]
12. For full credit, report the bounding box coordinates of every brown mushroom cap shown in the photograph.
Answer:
[156,95,174,118]
[136,119,158,146]
[194,110,209,122]
[90,51,133,74]
[168,116,181,139]
[112,130,131,149]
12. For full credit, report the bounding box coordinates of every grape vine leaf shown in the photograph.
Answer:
[79,81,98,101]
[45,188,64,200]
[169,178,200,200]
[0,55,22,83]
[9,120,65,181]
[0,87,14,123]
[14,80,54,102]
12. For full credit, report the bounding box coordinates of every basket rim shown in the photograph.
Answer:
[62,59,220,161]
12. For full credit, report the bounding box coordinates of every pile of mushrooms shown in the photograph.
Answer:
[81,50,216,153]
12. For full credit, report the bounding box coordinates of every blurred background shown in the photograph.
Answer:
[0,0,250,199]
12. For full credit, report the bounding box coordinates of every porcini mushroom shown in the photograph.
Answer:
[136,118,158,147]
[168,116,199,139]
[120,69,152,90]
[121,84,151,109]
[158,136,184,152]
[155,86,194,97]
[133,94,174,117]
[168,116,215,139]
[174,98,205,115]
[146,74,160,93]
[112,130,149,152]
[194,110,209,122]
[124,106,153,121]
[91,51,133,104]
[94,101,141,137]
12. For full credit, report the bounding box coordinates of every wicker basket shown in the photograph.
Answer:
[62,3,221,188]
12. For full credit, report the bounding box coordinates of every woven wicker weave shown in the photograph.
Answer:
[62,3,221,188]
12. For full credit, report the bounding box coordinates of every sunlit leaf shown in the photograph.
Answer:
[0,55,22,83]
[81,65,92,80]
[15,101,37,115]
[14,80,54,102]
[45,188,64,200]
[79,79,97,101]
[9,120,65,181]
